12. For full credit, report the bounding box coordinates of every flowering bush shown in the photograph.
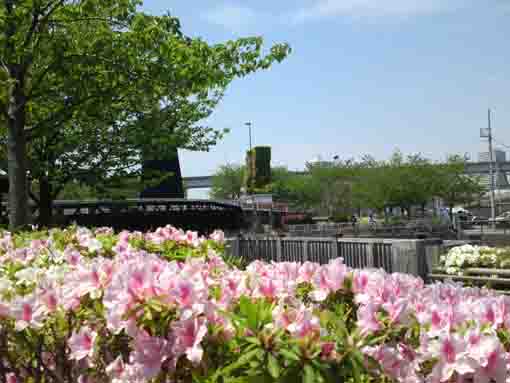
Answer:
[441,244,510,275]
[0,225,510,382]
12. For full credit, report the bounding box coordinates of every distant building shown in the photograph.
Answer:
[478,149,507,163]
[477,149,509,189]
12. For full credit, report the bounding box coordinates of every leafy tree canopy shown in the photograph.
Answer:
[0,0,290,227]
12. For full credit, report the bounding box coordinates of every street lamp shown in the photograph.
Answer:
[245,121,258,232]
[245,122,252,153]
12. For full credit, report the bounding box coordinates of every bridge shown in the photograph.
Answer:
[0,199,286,233]
[183,162,510,189]
[0,199,249,233]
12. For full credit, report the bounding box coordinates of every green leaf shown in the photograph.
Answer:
[211,348,262,382]
[279,349,301,362]
[303,365,315,383]
[267,353,280,379]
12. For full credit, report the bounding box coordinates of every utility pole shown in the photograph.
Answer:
[487,108,496,229]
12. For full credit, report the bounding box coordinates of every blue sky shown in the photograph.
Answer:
[141,1,510,198]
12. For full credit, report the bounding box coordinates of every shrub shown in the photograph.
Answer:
[331,214,350,223]
[0,226,509,382]
[441,244,510,274]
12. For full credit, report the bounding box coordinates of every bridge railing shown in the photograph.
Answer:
[287,222,454,239]
[226,236,461,281]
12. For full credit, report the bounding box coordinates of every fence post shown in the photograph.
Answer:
[276,238,282,262]
[390,240,420,277]
[302,239,309,262]
[390,240,435,280]
[226,238,239,259]
[332,238,339,261]
[366,242,375,268]
[423,240,442,281]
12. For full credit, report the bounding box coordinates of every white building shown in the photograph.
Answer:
[477,149,509,189]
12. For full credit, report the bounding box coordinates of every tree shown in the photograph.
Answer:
[210,165,303,202]
[351,151,440,219]
[0,0,290,228]
[274,160,357,216]
[210,164,245,200]
[435,155,484,217]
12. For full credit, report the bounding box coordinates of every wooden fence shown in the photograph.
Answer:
[225,237,460,281]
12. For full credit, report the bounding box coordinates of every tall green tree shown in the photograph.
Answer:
[210,165,296,201]
[210,164,245,200]
[435,155,484,216]
[0,0,290,228]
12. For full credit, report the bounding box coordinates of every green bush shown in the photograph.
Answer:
[332,214,350,223]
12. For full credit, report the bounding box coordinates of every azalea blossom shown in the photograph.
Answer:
[68,327,98,361]
[172,316,208,364]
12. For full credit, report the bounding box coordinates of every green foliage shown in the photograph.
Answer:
[0,0,291,227]
[210,164,246,200]
[246,146,272,193]
[201,294,376,383]
[435,155,484,211]
[210,164,295,202]
[331,214,351,223]
[271,150,484,219]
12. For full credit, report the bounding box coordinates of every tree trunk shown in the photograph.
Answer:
[6,73,29,230]
[38,176,53,227]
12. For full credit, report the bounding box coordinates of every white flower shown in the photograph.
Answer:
[0,277,12,292]
[46,265,70,284]
[85,238,103,253]
[15,267,43,284]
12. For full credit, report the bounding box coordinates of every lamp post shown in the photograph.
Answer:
[245,122,252,153]
[245,122,258,232]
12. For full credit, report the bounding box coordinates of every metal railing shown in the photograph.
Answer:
[227,236,450,280]
[287,222,454,239]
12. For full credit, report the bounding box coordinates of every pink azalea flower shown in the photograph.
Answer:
[357,303,381,335]
[475,348,508,383]
[287,306,321,339]
[310,258,348,301]
[106,356,125,378]
[352,270,370,293]
[0,300,9,317]
[429,334,476,382]
[255,277,281,299]
[68,327,98,361]
[10,294,45,330]
[5,373,17,383]
[64,247,82,266]
[172,278,195,307]
[382,299,409,325]
[298,262,320,283]
[493,295,510,328]
[209,230,225,243]
[130,331,169,379]
[40,290,59,313]
[172,317,208,364]
[272,303,298,330]
[320,342,337,361]
[468,335,507,383]
[365,345,403,380]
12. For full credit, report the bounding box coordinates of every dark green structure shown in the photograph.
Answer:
[245,146,271,192]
